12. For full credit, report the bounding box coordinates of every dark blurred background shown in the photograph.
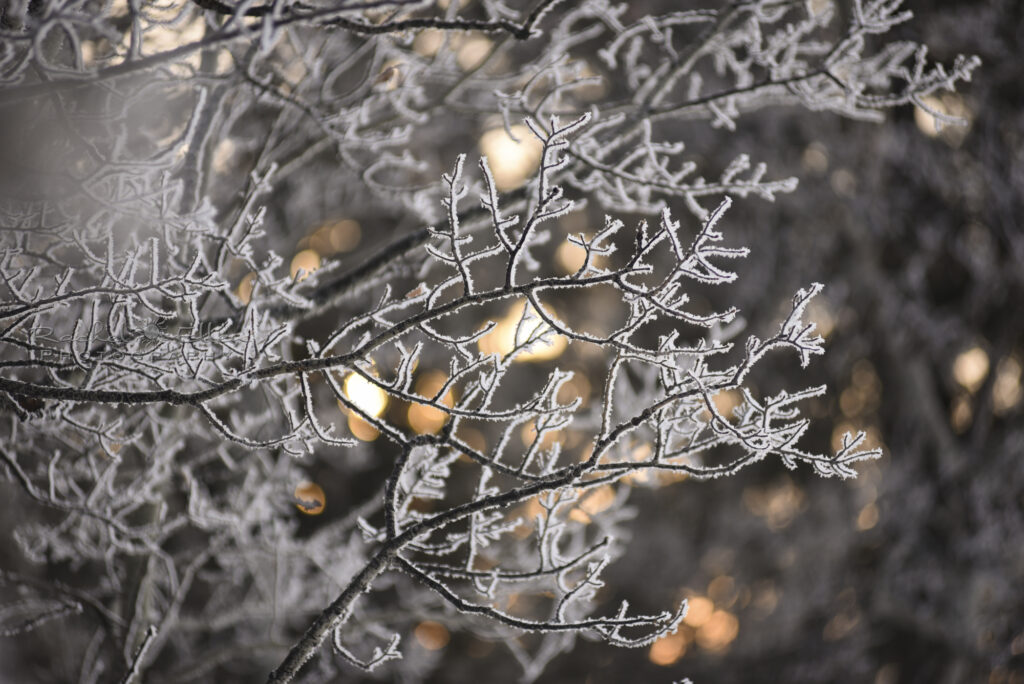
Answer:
[419,1,1024,682]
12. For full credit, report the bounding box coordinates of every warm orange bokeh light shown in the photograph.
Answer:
[413,28,444,57]
[555,241,590,274]
[290,249,321,282]
[479,125,543,191]
[856,503,879,530]
[236,271,258,304]
[477,301,568,362]
[408,371,455,435]
[682,596,714,628]
[343,372,388,418]
[293,481,326,515]
[707,576,736,605]
[695,610,739,651]
[712,389,741,418]
[346,413,380,442]
[993,355,1023,415]
[414,621,450,650]
[953,346,989,393]
[914,93,972,145]
[456,35,492,71]
[568,485,616,524]
[648,631,687,666]
[305,219,361,256]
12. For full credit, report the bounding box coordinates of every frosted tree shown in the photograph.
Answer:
[0,1,976,681]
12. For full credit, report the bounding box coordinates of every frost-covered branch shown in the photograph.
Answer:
[0,1,973,682]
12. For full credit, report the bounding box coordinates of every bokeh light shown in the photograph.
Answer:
[914,93,973,145]
[992,355,1022,415]
[290,249,321,282]
[478,125,543,191]
[695,610,739,651]
[293,481,326,515]
[342,372,388,442]
[343,372,388,418]
[567,485,615,524]
[477,301,568,362]
[682,596,714,628]
[953,346,989,393]
[236,271,257,305]
[648,631,687,666]
[408,371,455,435]
[456,35,492,71]
[413,28,444,57]
[856,503,879,530]
[414,621,450,650]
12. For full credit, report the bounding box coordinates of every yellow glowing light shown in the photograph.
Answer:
[568,485,616,524]
[914,94,972,145]
[456,35,492,71]
[413,29,444,57]
[992,355,1022,415]
[555,239,607,276]
[347,412,380,442]
[695,610,739,651]
[953,346,989,393]
[477,301,568,362]
[306,233,330,258]
[742,479,805,531]
[293,481,326,515]
[707,576,736,605]
[343,372,389,418]
[915,99,942,137]
[699,389,742,423]
[212,138,236,174]
[414,621,450,650]
[831,422,884,455]
[408,371,455,435]
[290,249,321,282]
[856,503,879,531]
[236,272,257,305]
[801,141,829,175]
[520,421,564,449]
[806,296,836,339]
[479,125,543,191]
[712,389,741,418]
[648,631,687,666]
[556,241,587,274]
[682,596,714,628]
[513,497,546,538]
[81,40,96,67]
[950,394,973,433]
[328,219,361,253]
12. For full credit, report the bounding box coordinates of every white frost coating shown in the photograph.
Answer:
[0,1,973,682]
